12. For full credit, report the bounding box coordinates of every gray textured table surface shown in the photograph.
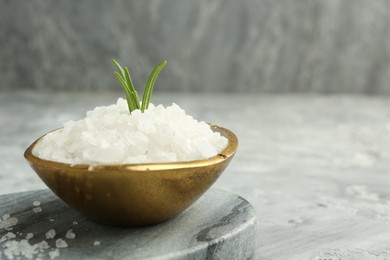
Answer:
[0,189,255,260]
[1,91,390,259]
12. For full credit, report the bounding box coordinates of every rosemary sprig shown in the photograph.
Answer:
[141,60,167,112]
[112,59,166,113]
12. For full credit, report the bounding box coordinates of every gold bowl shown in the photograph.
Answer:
[24,125,238,227]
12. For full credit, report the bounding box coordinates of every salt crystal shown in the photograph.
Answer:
[33,201,41,206]
[33,207,42,213]
[0,231,58,260]
[194,137,218,158]
[2,213,10,220]
[46,229,56,239]
[0,217,18,229]
[72,221,78,225]
[38,240,50,250]
[55,239,68,248]
[25,233,34,240]
[49,249,60,259]
[3,239,49,259]
[33,99,228,164]
[0,232,16,242]
[93,240,101,246]
[65,229,75,239]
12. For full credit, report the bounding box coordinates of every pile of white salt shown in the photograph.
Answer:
[33,98,228,164]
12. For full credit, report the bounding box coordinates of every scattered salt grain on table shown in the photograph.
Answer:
[33,99,228,164]
[33,201,41,207]
[65,229,75,239]
[55,239,68,248]
[25,233,34,240]
[93,240,101,246]
[3,239,49,259]
[46,229,56,239]
[0,232,16,242]
[0,219,63,259]
[33,207,42,213]
[0,216,18,229]
[49,249,60,259]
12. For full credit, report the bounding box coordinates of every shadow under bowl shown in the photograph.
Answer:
[24,125,238,227]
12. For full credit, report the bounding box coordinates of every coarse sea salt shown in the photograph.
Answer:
[25,233,34,240]
[65,229,75,239]
[55,239,68,248]
[0,216,18,229]
[33,207,42,213]
[33,99,228,165]
[0,217,65,259]
[49,249,60,259]
[45,229,56,239]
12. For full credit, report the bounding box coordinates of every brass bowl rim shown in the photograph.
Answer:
[24,124,238,171]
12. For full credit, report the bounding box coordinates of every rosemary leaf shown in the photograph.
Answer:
[113,59,166,114]
[141,60,167,112]
[114,71,138,111]
[124,67,140,109]
[112,59,125,79]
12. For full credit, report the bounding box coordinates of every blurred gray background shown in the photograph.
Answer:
[2,0,390,94]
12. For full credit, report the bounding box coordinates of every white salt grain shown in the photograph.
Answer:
[2,213,10,220]
[3,239,49,259]
[72,221,78,225]
[25,233,34,240]
[33,207,42,213]
[0,232,16,242]
[45,229,56,239]
[93,240,101,246]
[0,216,18,229]
[33,99,228,164]
[0,226,61,259]
[65,229,75,239]
[49,249,60,259]
[55,239,68,248]
[33,201,41,207]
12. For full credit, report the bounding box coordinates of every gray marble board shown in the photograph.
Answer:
[0,189,256,260]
